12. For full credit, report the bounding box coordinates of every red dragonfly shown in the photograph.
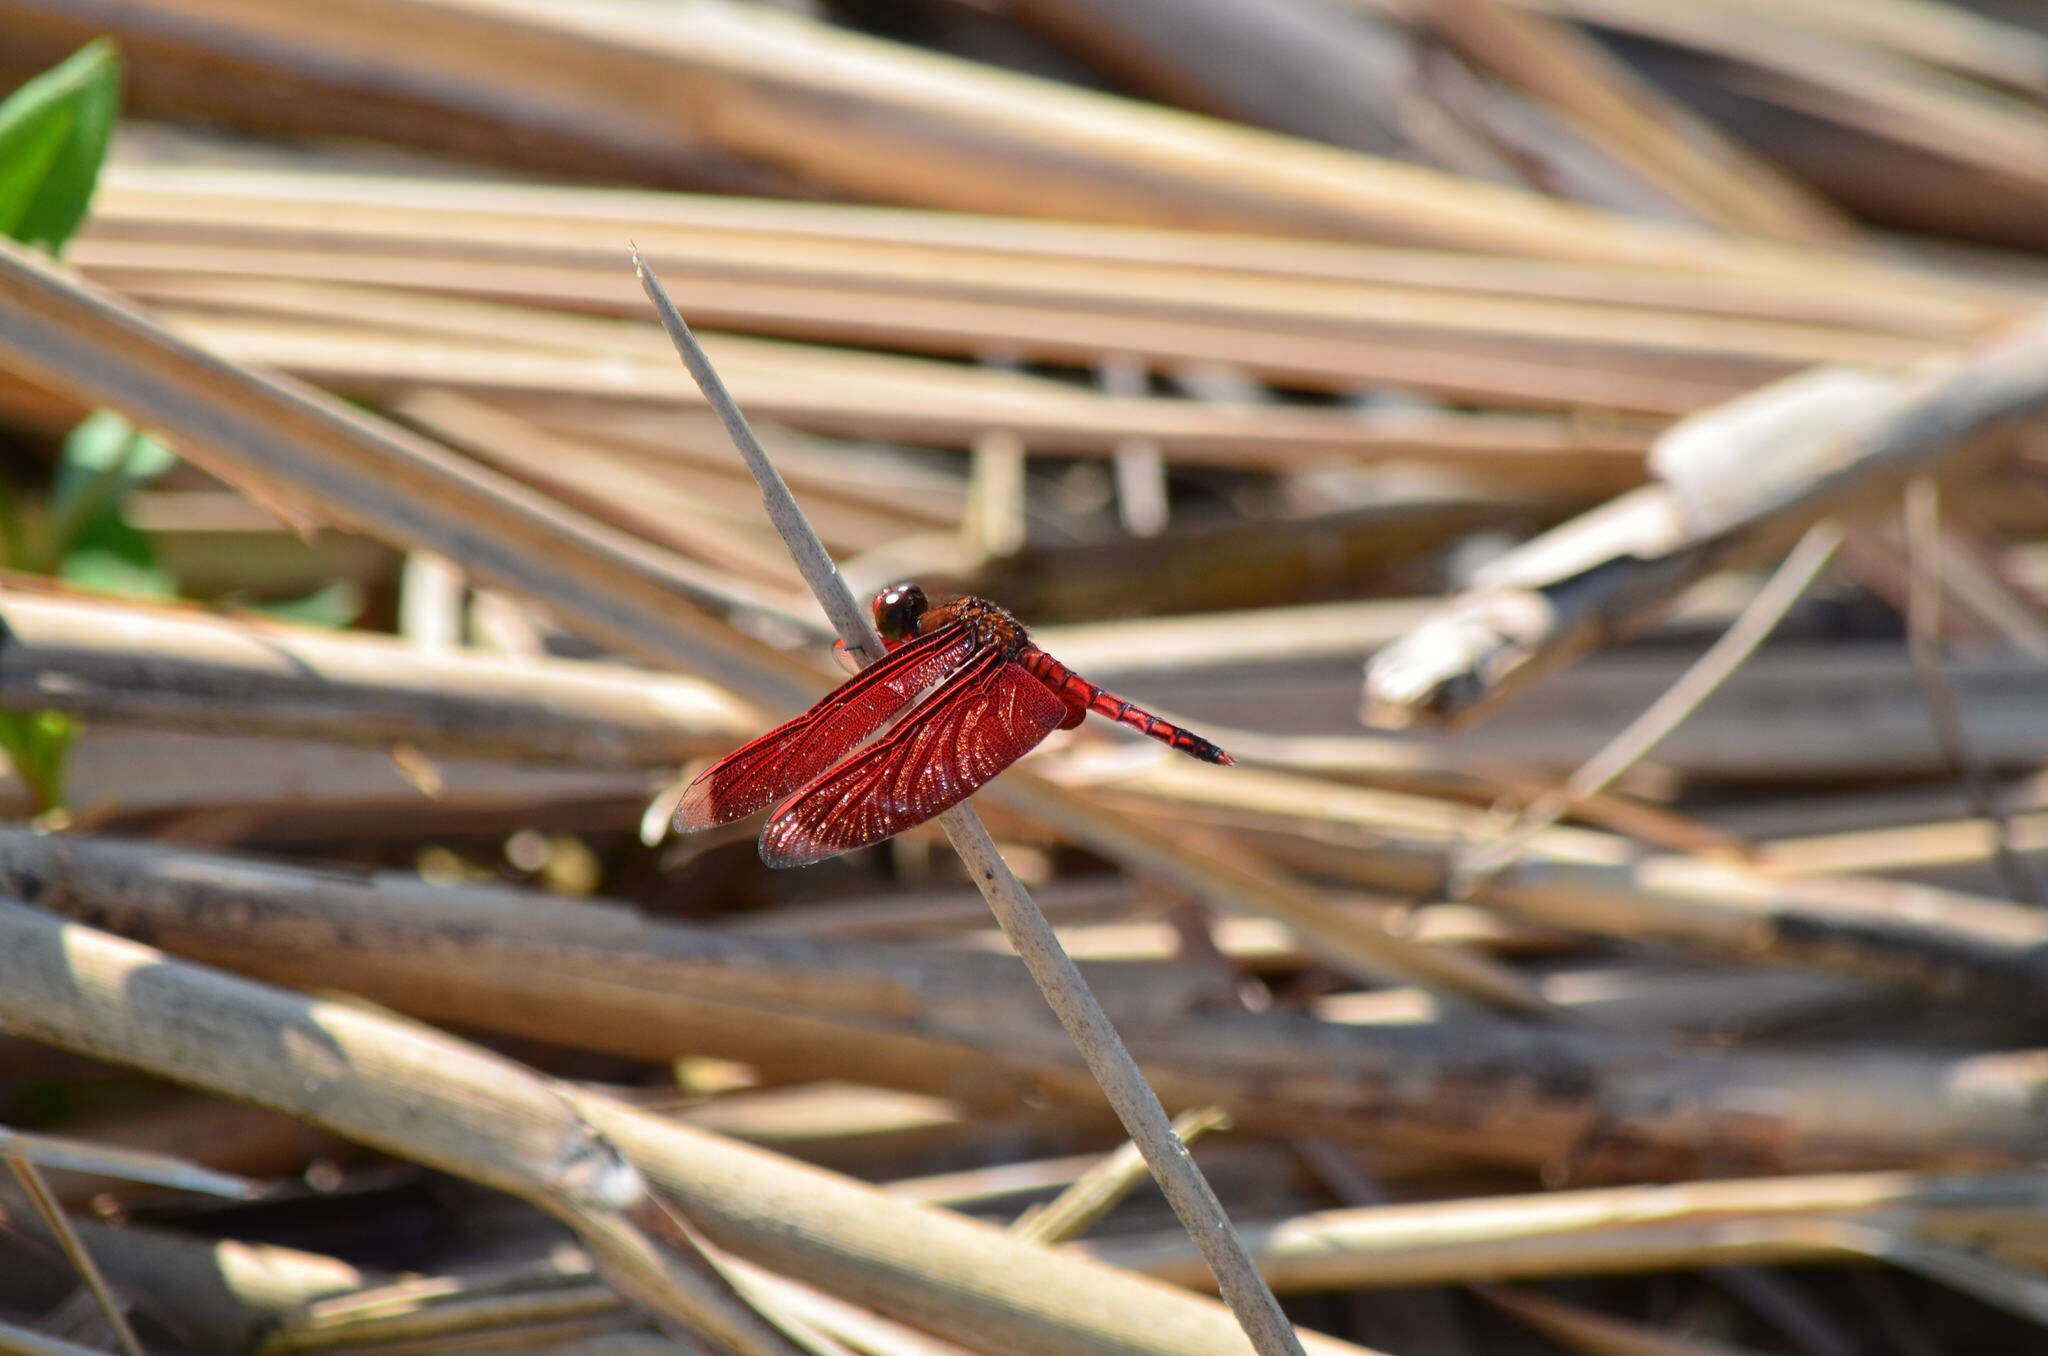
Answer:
[676,583,1234,867]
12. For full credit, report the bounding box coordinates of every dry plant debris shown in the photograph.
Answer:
[4,3,2048,1354]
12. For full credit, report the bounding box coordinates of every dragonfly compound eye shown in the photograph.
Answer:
[872,582,928,643]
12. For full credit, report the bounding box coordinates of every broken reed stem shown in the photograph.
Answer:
[634,250,1307,1356]
[1011,1106,1233,1245]
[1904,477,2043,906]
[4,1152,146,1356]
[1461,518,1843,883]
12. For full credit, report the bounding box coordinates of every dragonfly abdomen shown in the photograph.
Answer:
[1017,646,1235,765]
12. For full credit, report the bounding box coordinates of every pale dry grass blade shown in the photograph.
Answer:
[1088,1169,2048,1292]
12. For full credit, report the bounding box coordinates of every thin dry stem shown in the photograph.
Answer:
[634,250,1306,1356]
[1460,518,1843,883]
[5,1152,146,1356]
[0,1125,259,1199]
[1904,477,2043,904]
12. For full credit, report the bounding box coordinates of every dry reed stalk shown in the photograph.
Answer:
[1412,646,2048,781]
[399,394,925,566]
[396,549,464,652]
[0,0,1985,276]
[521,406,967,537]
[33,1097,343,1212]
[1525,0,2048,192]
[397,399,812,589]
[1034,580,1759,676]
[958,907,1549,972]
[0,828,1221,1035]
[0,904,812,1356]
[88,165,2005,335]
[715,1261,982,1356]
[0,235,823,699]
[276,1260,988,1356]
[1107,758,2048,1012]
[1004,0,1441,159]
[634,253,1307,1356]
[990,766,1553,1011]
[133,285,1660,471]
[74,233,1941,406]
[883,1136,1319,1213]
[16,829,2048,1177]
[41,1222,368,1354]
[1424,0,1851,243]
[0,895,1385,1355]
[0,580,751,766]
[1760,810,2048,882]
[1317,963,1883,1035]
[1087,1169,2048,1292]
[1,729,655,832]
[271,1285,634,1354]
[1366,314,2048,726]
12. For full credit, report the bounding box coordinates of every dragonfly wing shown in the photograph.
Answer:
[761,650,1067,868]
[674,622,975,831]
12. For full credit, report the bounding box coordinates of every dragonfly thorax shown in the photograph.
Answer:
[924,594,1029,657]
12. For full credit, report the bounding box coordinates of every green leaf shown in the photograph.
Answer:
[0,109,69,240]
[40,409,177,596]
[0,708,76,813]
[0,476,24,571]
[250,579,364,629]
[0,38,120,255]
[0,41,130,818]
[58,535,176,598]
[52,407,174,508]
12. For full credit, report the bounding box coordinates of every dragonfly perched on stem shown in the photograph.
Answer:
[677,582,1234,867]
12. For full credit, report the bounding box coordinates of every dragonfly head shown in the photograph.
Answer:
[872,581,928,645]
